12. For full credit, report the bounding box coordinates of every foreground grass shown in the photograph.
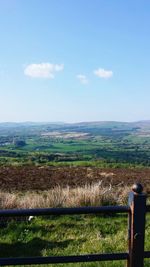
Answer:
[0,188,150,266]
[0,214,150,266]
[0,214,127,267]
[0,200,150,267]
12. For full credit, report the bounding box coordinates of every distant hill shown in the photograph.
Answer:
[0,120,150,136]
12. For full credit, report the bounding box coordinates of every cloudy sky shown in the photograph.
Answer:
[0,0,150,122]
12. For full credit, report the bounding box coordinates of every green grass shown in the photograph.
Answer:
[1,214,150,266]
[0,214,127,267]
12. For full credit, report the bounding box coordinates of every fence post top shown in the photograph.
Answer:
[132,183,143,194]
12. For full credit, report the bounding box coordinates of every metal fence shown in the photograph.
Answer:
[0,183,149,267]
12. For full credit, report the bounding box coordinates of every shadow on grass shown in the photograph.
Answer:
[0,237,74,258]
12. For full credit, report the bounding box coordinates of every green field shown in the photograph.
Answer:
[0,121,150,167]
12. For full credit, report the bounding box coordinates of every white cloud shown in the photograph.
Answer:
[24,63,64,79]
[77,74,88,84]
[94,68,113,79]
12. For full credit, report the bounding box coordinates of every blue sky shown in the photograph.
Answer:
[0,0,150,122]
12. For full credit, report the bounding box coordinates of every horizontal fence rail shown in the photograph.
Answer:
[144,251,150,258]
[0,183,150,267]
[0,205,130,217]
[0,253,129,266]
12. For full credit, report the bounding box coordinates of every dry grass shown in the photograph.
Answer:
[0,181,130,210]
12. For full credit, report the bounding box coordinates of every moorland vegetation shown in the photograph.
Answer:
[0,121,150,266]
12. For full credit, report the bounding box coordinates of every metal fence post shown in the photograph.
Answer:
[127,183,146,267]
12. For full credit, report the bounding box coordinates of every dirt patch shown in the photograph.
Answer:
[0,166,150,192]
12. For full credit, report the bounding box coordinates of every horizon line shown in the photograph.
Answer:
[0,119,150,124]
